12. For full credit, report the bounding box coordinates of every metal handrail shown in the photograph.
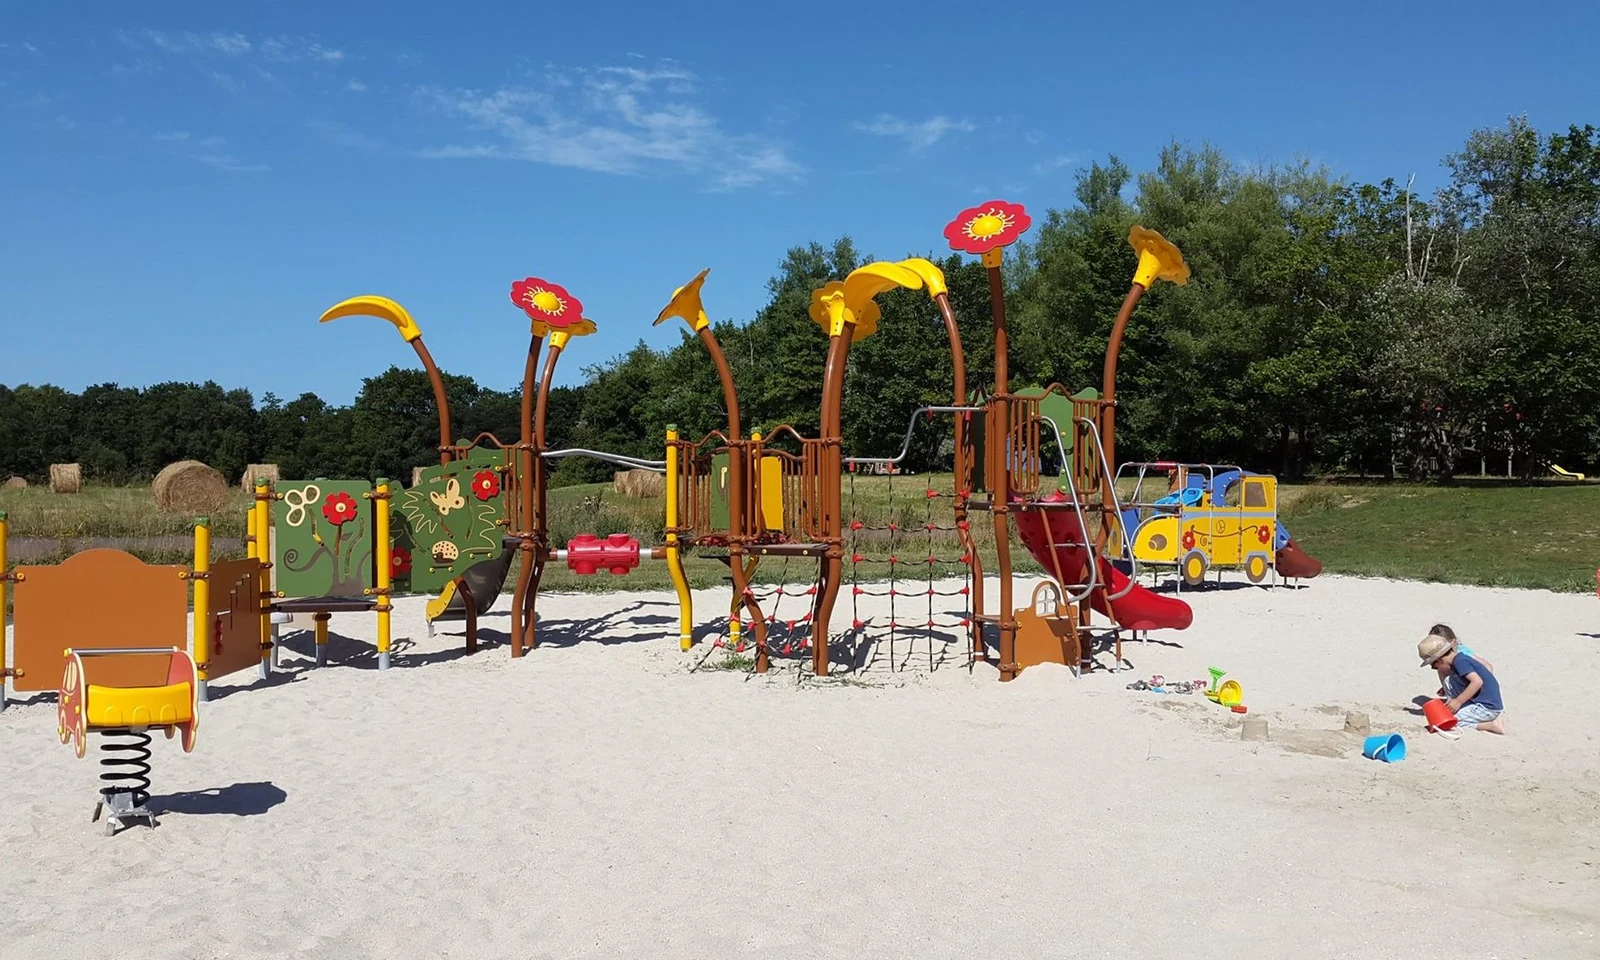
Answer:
[1074,416,1139,602]
[1007,411,1098,605]
[542,448,667,473]
[844,405,985,466]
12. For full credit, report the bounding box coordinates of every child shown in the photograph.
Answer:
[1418,632,1505,734]
[1425,623,1494,697]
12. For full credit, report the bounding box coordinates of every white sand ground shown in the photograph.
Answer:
[2,573,1597,959]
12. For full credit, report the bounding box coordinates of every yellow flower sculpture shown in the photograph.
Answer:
[1128,226,1191,288]
[654,268,712,332]
[808,261,925,340]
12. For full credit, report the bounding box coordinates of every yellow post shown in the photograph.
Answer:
[374,478,393,670]
[245,501,257,560]
[193,517,211,702]
[0,510,9,711]
[664,426,693,650]
[254,480,272,678]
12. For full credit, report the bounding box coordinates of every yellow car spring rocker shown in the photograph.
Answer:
[58,646,198,835]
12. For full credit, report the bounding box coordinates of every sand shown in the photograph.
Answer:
[2,573,1597,959]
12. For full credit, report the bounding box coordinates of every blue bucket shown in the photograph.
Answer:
[1362,733,1406,763]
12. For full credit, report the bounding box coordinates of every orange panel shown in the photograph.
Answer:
[206,558,266,681]
[12,550,188,692]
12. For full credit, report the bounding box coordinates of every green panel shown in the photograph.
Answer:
[709,451,730,531]
[392,449,511,596]
[274,479,375,599]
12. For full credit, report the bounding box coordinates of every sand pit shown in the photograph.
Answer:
[2,574,1597,957]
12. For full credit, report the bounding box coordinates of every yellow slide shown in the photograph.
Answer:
[1549,463,1587,481]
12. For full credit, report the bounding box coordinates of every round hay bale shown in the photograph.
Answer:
[240,463,281,491]
[152,460,229,514]
[2,476,26,490]
[614,468,664,499]
[48,463,82,494]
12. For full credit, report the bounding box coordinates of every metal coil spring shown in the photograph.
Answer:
[98,729,152,807]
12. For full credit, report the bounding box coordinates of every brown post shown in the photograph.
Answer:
[1099,283,1148,483]
[509,334,544,658]
[517,343,562,655]
[811,324,856,677]
[411,338,455,467]
[692,326,764,668]
[984,256,1019,680]
[935,293,983,660]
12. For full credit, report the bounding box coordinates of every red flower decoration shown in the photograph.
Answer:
[322,491,359,526]
[391,546,413,576]
[1257,526,1271,544]
[471,469,501,501]
[510,277,584,329]
[1181,530,1196,550]
[943,200,1032,256]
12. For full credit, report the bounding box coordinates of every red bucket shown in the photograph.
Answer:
[1423,699,1457,732]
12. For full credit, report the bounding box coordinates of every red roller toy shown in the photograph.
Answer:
[564,533,641,576]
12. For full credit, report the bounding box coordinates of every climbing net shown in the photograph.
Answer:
[843,461,972,673]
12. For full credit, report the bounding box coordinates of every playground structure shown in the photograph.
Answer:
[658,205,1198,679]
[311,282,669,664]
[6,207,1224,693]
[1114,464,1323,586]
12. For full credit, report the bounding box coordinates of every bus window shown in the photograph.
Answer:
[1243,480,1268,508]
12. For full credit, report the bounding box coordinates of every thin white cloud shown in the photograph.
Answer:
[310,119,383,150]
[853,113,976,150]
[127,30,343,66]
[23,41,40,55]
[153,131,267,172]
[345,79,367,92]
[195,153,269,173]
[1031,154,1078,176]
[419,62,801,189]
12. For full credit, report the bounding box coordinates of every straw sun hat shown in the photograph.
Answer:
[1418,634,1456,667]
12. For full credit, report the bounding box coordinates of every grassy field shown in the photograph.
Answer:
[5,477,1599,596]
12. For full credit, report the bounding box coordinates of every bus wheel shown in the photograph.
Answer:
[1246,553,1270,584]
[1181,549,1209,588]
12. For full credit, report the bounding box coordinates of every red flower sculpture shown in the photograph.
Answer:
[472,469,501,501]
[944,200,1032,256]
[1181,530,1196,550]
[510,277,585,329]
[322,491,359,526]
[391,546,413,576]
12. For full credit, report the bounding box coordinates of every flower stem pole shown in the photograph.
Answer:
[513,338,564,658]
[510,331,544,658]
[980,245,1020,679]
[410,338,454,466]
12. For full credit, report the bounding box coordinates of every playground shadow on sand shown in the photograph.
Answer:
[154,781,287,818]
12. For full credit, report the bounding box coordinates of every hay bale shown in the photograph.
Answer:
[613,469,664,498]
[48,463,82,494]
[240,463,280,491]
[152,460,228,514]
[2,476,26,490]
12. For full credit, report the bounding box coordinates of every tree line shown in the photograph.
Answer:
[3,118,1597,487]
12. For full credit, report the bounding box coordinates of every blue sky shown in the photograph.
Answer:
[2,1,1595,404]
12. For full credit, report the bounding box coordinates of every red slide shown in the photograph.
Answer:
[1275,539,1323,579]
[1011,493,1193,632]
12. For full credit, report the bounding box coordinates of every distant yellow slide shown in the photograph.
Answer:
[1549,463,1587,481]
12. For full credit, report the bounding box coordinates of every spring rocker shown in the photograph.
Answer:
[58,646,198,834]
[316,280,668,662]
